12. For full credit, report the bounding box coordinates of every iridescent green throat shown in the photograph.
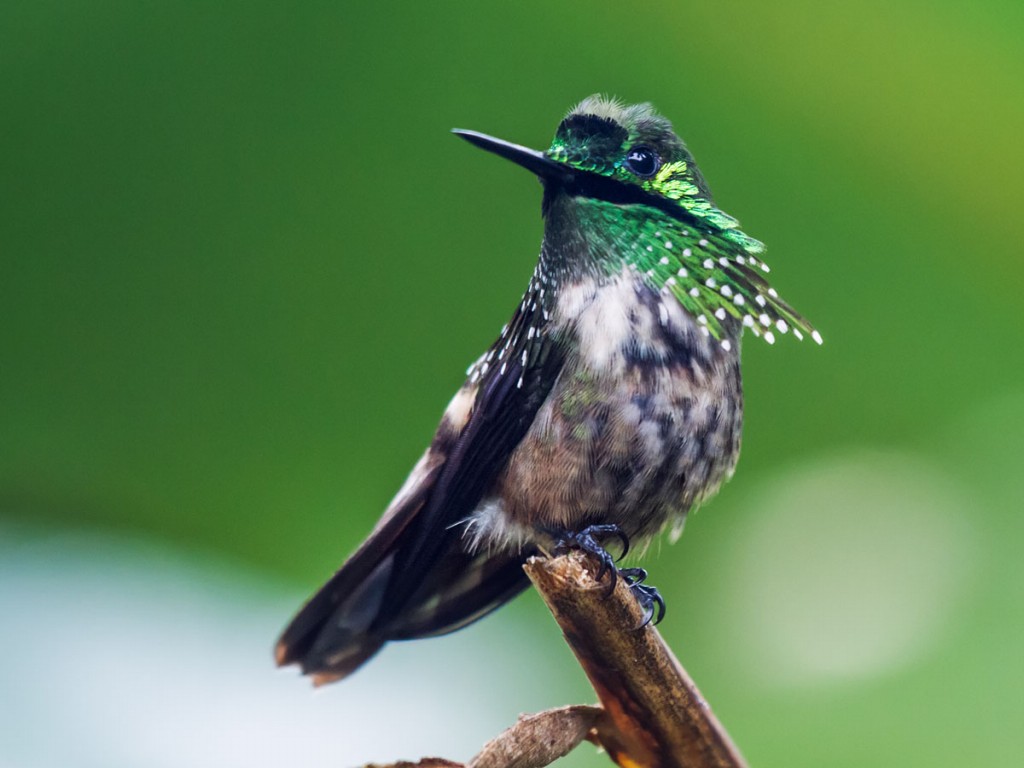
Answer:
[572,198,821,347]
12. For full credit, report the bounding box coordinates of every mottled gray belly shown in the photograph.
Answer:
[495,350,742,544]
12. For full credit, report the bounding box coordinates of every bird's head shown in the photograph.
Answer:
[454,96,820,346]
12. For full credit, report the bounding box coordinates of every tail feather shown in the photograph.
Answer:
[274,444,531,683]
[297,554,395,682]
[276,539,529,683]
[275,452,443,675]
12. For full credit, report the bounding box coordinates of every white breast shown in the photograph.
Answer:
[554,270,710,374]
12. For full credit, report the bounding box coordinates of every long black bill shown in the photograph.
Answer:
[452,129,574,184]
[453,127,696,226]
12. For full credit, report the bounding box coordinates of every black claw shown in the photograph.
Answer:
[552,524,630,593]
[619,567,647,586]
[632,583,666,628]
[601,525,630,561]
[618,568,665,627]
[576,524,630,561]
[551,526,664,625]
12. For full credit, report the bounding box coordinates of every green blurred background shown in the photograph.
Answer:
[2,2,1022,766]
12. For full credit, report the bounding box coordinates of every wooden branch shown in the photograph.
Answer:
[364,706,600,768]
[523,552,748,768]
[364,551,748,768]
[470,704,602,768]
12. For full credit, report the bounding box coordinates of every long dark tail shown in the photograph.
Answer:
[275,523,530,685]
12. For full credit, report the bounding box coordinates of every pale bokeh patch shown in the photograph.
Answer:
[721,451,977,686]
[0,526,579,768]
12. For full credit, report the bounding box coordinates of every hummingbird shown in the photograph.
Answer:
[275,96,820,685]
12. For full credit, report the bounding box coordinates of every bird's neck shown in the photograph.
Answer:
[538,193,639,287]
[537,188,789,348]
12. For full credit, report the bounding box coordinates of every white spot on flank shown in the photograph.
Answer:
[812,330,824,345]
[443,387,476,430]
[500,362,507,375]
[720,285,733,297]
[734,294,745,306]
[659,256,670,265]
[737,256,746,265]
[689,287,700,297]
[646,245,654,252]
[666,276,677,287]
[743,315,755,327]
[764,331,776,344]
[761,262,771,273]
[776,319,789,333]
[683,248,692,257]
[721,339,732,351]
[658,302,669,326]
[462,498,528,551]
[715,308,727,320]
[719,257,729,267]
[699,238,709,247]
[665,241,673,249]
[703,259,714,269]
[517,376,524,388]
[697,314,707,325]
[755,295,767,307]
[677,267,688,278]
[705,278,717,288]
[700,326,710,336]
[794,329,805,341]
[759,314,771,327]
[768,288,778,298]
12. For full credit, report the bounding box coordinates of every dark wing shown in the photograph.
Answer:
[372,319,563,628]
[275,298,564,684]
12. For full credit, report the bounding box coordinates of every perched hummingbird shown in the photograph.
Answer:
[276,96,820,685]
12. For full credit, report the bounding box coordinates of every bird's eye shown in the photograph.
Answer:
[624,146,660,178]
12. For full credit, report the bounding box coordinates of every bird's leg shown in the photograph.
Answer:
[551,524,629,595]
[620,568,666,627]
[548,528,667,626]
[551,526,666,625]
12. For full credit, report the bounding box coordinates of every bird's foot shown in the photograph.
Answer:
[620,567,666,627]
[552,524,629,594]
[552,527,665,625]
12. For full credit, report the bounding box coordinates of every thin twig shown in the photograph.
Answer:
[524,552,748,768]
